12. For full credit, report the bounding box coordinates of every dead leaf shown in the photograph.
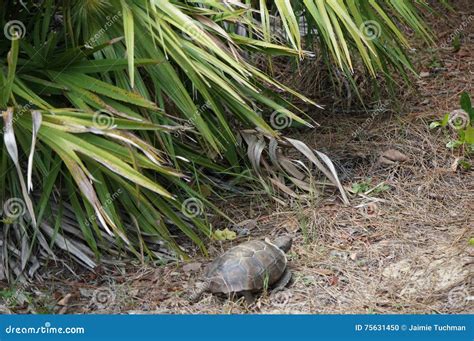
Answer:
[27,111,42,193]
[451,157,461,172]
[285,138,350,204]
[58,306,69,314]
[41,222,96,269]
[382,149,408,162]
[280,217,300,233]
[57,293,72,306]
[328,275,339,286]
[378,156,393,165]
[379,149,408,165]
[366,202,378,216]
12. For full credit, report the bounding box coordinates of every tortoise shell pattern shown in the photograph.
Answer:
[204,240,287,294]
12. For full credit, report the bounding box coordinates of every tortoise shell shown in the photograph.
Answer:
[204,240,287,294]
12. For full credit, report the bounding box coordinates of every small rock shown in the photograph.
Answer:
[420,71,430,78]
[234,219,256,236]
[183,262,202,273]
[329,250,348,261]
[235,219,257,230]
[234,227,250,236]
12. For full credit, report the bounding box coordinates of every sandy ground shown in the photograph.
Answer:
[1,1,473,315]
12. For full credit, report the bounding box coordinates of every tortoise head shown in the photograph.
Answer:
[273,236,292,253]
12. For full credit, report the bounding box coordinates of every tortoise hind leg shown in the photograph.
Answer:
[241,291,256,305]
[272,269,292,293]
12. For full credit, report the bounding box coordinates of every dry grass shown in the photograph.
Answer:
[28,111,471,315]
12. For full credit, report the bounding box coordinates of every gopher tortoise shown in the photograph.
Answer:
[190,236,292,304]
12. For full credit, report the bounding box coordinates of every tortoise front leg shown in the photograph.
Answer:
[272,269,292,292]
[189,281,210,303]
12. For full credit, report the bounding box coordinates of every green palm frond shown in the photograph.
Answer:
[250,0,443,101]
[264,0,434,75]
[0,0,439,280]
